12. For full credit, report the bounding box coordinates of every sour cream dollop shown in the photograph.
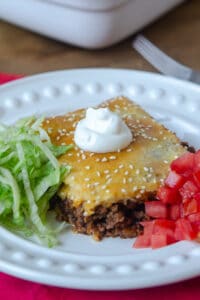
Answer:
[74,107,132,153]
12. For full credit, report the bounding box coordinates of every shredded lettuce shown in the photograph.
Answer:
[0,117,72,247]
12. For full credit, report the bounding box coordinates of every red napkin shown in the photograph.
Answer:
[0,73,200,300]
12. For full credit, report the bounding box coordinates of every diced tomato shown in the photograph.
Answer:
[165,171,185,189]
[179,180,199,200]
[183,198,198,216]
[194,150,200,172]
[145,201,168,219]
[133,150,200,249]
[153,219,175,230]
[151,234,168,249]
[134,221,155,248]
[157,186,181,204]
[193,171,200,187]
[174,218,197,241]
[133,235,151,248]
[140,221,154,236]
[171,152,195,177]
[194,193,200,202]
[169,204,181,220]
[187,212,200,223]
[191,222,200,233]
[153,220,176,245]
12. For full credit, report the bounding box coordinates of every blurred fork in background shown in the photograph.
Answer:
[132,34,200,84]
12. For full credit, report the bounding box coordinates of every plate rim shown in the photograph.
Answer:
[0,67,200,290]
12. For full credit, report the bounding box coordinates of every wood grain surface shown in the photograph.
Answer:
[0,0,199,75]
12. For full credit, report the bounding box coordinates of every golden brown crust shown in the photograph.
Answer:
[43,97,187,215]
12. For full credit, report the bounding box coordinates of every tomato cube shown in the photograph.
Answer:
[133,235,151,248]
[179,180,199,200]
[194,150,200,172]
[151,234,168,249]
[193,171,200,187]
[157,186,181,204]
[194,193,200,202]
[187,212,200,223]
[169,204,181,220]
[153,219,175,230]
[165,171,185,189]
[171,152,195,177]
[145,201,168,219]
[140,221,154,235]
[174,218,197,241]
[183,198,198,216]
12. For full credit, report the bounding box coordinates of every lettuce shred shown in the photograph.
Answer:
[0,117,72,247]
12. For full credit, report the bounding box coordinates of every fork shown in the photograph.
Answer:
[132,34,200,84]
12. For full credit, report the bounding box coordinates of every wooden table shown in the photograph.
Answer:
[0,0,199,76]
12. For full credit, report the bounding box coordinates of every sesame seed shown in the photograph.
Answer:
[96,158,100,162]
[77,153,80,157]
[89,153,94,157]
[104,170,110,174]
[68,153,73,156]
[119,164,124,169]
[85,166,90,170]
[101,157,108,162]
[128,177,133,183]
[121,188,127,193]
[107,178,112,184]
[136,169,140,175]
[96,171,101,177]
[144,167,148,171]
[129,164,134,169]
[81,154,86,160]
[124,171,129,176]
[56,136,61,141]
[114,169,119,173]
[133,186,138,191]
[123,178,127,184]
[106,174,111,179]
[164,160,169,164]
[94,182,99,186]
[105,189,110,193]
[109,156,116,160]
[102,185,106,190]
[46,120,50,124]
[140,190,145,194]
[84,178,90,182]
[71,176,75,180]
[87,184,91,188]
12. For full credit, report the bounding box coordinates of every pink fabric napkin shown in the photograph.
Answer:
[0,72,200,300]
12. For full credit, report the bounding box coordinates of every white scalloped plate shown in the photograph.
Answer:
[1,69,200,290]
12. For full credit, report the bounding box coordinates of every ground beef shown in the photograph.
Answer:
[51,197,152,240]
